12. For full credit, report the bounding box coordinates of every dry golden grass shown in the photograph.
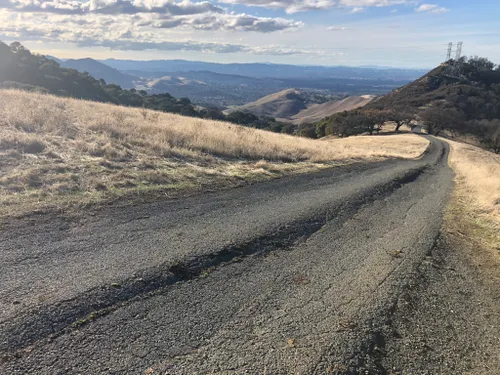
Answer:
[0,89,429,216]
[446,139,500,254]
[321,132,427,158]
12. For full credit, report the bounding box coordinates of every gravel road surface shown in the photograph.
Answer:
[1,136,478,374]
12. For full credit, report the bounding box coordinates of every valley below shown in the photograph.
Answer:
[56,57,420,108]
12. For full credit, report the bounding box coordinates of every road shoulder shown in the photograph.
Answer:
[377,162,500,374]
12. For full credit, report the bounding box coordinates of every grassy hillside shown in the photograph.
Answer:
[307,58,500,152]
[0,41,201,116]
[227,89,343,118]
[227,89,373,127]
[0,41,293,133]
[446,140,500,272]
[448,140,500,223]
[368,62,500,116]
[0,89,429,217]
[229,89,308,118]
[288,95,374,125]
[367,58,500,150]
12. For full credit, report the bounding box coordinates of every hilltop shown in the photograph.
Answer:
[228,89,310,118]
[308,58,500,152]
[367,58,500,148]
[366,61,500,114]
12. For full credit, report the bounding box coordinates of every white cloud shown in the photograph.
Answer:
[0,0,302,32]
[415,4,449,14]
[0,11,311,54]
[349,6,364,13]
[146,13,303,32]
[215,0,413,14]
[81,39,319,55]
[3,0,226,15]
[326,26,347,31]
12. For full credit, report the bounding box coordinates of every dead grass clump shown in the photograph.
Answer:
[48,182,79,194]
[447,140,500,222]
[446,139,500,253]
[0,89,429,216]
[140,170,173,185]
[0,134,46,154]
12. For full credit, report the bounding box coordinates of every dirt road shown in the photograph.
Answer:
[2,136,497,374]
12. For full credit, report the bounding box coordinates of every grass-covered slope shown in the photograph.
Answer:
[446,140,500,267]
[368,62,500,118]
[228,89,308,118]
[306,58,500,151]
[0,89,429,217]
[367,59,500,150]
[0,41,207,116]
[0,41,297,133]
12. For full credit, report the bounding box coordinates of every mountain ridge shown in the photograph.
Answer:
[59,58,137,88]
[100,58,427,80]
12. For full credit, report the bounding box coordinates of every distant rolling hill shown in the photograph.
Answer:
[130,71,282,107]
[146,75,207,92]
[59,58,138,89]
[228,89,309,118]
[228,89,373,124]
[45,56,414,107]
[129,70,276,85]
[287,95,374,125]
[101,58,427,81]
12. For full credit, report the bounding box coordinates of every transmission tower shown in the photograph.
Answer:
[446,42,453,61]
[444,42,464,77]
[455,42,463,60]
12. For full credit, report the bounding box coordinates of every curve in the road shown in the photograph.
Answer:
[0,136,454,374]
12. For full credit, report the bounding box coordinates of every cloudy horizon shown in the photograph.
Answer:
[1,0,499,69]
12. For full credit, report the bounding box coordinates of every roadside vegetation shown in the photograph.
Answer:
[447,140,500,254]
[0,89,429,217]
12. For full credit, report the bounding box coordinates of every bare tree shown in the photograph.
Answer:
[390,108,414,132]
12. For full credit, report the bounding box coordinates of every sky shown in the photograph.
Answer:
[1,0,499,68]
